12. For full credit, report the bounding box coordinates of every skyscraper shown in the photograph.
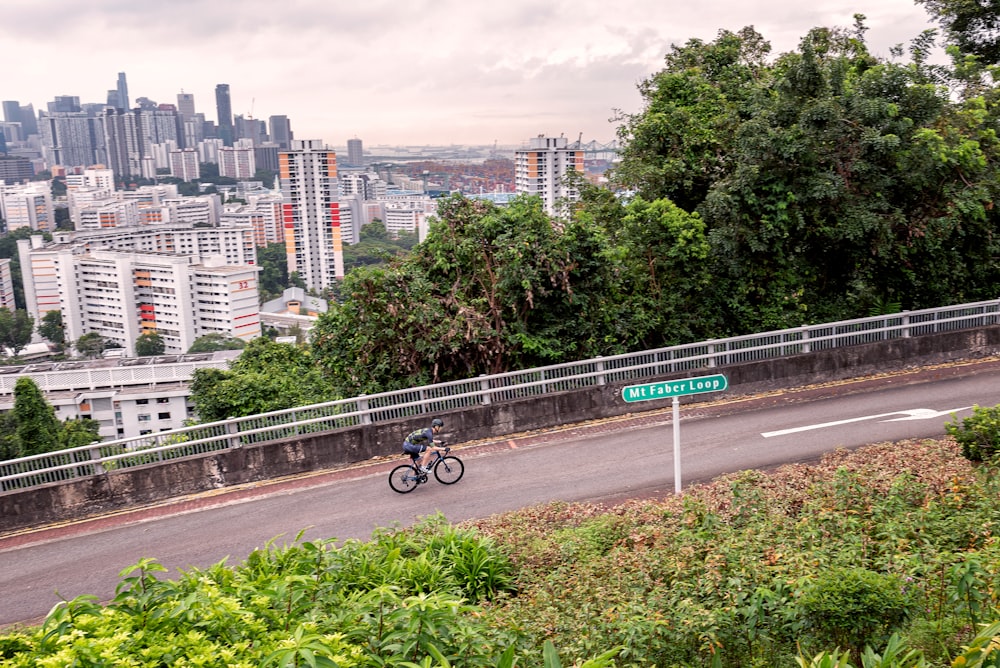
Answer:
[38,112,107,169]
[269,115,292,149]
[215,84,233,146]
[346,137,363,166]
[176,92,196,120]
[2,101,21,124]
[117,72,129,110]
[19,104,38,136]
[514,135,584,216]
[279,140,344,290]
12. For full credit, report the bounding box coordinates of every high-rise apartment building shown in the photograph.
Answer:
[346,137,363,166]
[341,172,386,200]
[169,148,199,181]
[0,156,34,185]
[221,193,284,246]
[514,134,584,216]
[254,142,280,173]
[0,259,15,312]
[0,182,54,232]
[219,145,256,179]
[18,230,260,356]
[215,84,233,146]
[279,139,344,290]
[38,112,107,169]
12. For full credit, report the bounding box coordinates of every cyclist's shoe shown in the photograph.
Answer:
[420,465,432,473]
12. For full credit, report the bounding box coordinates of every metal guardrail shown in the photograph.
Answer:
[2,299,998,492]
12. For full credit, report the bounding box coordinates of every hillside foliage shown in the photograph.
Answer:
[5,437,1000,667]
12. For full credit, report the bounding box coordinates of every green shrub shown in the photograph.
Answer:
[946,404,1000,462]
[798,567,914,659]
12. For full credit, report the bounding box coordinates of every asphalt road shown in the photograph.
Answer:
[2,358,999,628]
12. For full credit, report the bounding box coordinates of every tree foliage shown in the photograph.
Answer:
[8,376,61,457]
[135,333,165,357]
[74,333,106,359]
[187,333,247,353]
[0,307,33,357]
[917,0,1000,64]
[256,242,290,301]
[189,337,334,422]
[613,19,1000,333]
[38,310,65,349]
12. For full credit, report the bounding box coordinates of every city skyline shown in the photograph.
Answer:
[3,0,940,147]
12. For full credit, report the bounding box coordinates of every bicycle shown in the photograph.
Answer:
[388,446,464,493]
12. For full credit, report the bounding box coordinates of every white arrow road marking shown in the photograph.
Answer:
[883,408,972,421]
[761,407,972,438]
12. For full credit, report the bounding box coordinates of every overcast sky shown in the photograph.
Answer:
[2,0,940,148]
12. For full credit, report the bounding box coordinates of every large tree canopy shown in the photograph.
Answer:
[918,0,1000,63]
[614,20,1000,333]
[189,337,334,422]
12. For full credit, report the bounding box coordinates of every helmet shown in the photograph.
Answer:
[431,418,444,428]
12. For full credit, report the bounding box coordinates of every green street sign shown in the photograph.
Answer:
[622,374,728,403]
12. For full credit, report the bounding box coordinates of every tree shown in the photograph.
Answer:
[135,333,165,357]
[75,333,106,359]
[38,310,65,350]
[189,337,334,422]
[917,0,1000,63]
[343,221,413,272]
[58,417,101,449]
[10,376,61,457]
[187,333,246,353]
[253,168,275,189]
[311,193,620,395]
[256,242,290,301]
[0,308,34,357]
[611,26,771,211]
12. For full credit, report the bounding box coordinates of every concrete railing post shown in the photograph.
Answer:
[801,326,811,354]
[89,444,106,475]
[595,357,606,386]
[358,396,372,425]
[227,419,242,449]
[902,311,911,338]
[479,376,491,405]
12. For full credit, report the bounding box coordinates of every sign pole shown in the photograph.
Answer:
[620,373,729,496]
[672,396,681,494]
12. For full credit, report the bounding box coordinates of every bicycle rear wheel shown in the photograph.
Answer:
[433,456,464,485]
[389,464,420,493]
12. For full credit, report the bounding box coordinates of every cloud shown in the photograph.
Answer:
[1,0,940,145]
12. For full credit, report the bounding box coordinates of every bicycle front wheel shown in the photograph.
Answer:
[389,464,420,493]
[433,456,464,485]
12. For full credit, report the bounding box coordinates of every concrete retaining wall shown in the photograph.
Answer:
[3,325,1000,533]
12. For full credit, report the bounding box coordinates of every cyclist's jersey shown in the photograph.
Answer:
[403,427,433,454]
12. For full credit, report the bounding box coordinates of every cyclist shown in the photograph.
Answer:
[402,418,447,473]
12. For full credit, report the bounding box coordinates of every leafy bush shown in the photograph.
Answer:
[946,404,1000,462]
[797,567,914,659]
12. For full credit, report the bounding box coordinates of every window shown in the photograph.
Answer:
[138,414,151,422]
[156,397,170,404]
[136,398,149,405]
[158,412,171,420]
